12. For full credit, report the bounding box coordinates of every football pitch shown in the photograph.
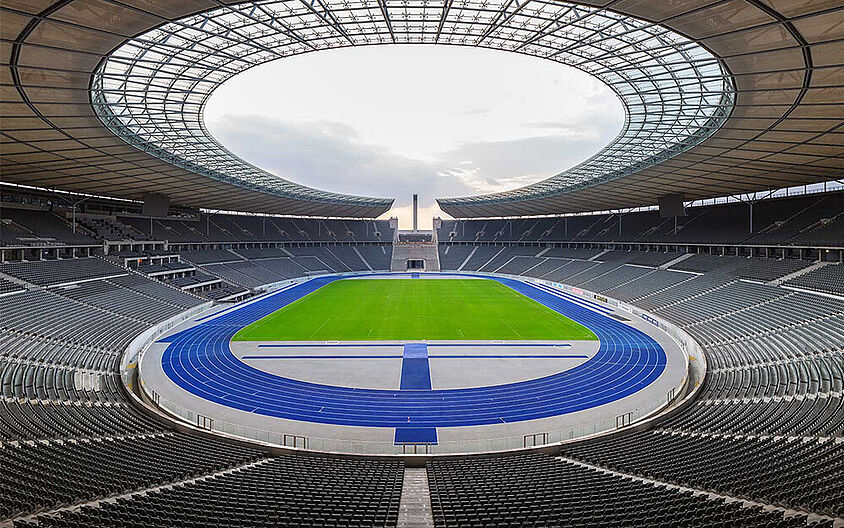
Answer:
[233,279,598,341]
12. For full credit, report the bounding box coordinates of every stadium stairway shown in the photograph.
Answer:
[390,243,440,272]
[397,468,434,528]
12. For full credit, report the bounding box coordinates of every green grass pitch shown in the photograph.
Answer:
[233,279,597,341]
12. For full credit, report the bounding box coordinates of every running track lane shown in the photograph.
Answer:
[159,275,666,428]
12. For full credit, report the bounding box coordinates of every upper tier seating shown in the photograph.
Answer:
[0,208,96,246]
[785,264,844,295]
[0,258,125,286]
[436,191,844,246]
[114,215,393,243]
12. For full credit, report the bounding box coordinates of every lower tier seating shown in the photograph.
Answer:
[0,432,264,519]
[560,432,843,518]
[427,453,827,527]
[15,454,403,528]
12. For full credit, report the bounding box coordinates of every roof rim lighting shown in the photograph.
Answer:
[90,0,734,217]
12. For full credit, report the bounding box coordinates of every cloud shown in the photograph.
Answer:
[434,131,618,196]
[208,114,473,227]
[202,43,624,228]
[210,115,465,195]
[207,102,619,227]
[462,108,492,116]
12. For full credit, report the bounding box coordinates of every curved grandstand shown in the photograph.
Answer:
[2,0,844,527]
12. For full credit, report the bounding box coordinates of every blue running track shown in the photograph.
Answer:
[159,275,665,436]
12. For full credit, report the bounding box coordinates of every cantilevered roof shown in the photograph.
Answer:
[1,1,843,218]
[438,1,844,217]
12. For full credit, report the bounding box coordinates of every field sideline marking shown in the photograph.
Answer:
[255,343,574,348]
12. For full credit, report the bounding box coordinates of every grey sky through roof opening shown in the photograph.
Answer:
[91,0,734,219]
[203,45,623,227]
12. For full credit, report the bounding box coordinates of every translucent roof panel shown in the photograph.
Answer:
[91,0,734,212]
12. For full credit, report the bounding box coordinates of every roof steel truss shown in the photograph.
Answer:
[90,0,732,214]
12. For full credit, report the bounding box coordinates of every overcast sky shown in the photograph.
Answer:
[205,45,622,229]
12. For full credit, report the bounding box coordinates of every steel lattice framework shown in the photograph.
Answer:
[4,1,842,218]
[90,0,733,216]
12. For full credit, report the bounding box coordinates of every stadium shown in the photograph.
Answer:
[0,0,843,526]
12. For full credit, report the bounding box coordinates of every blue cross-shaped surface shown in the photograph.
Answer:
[243,342,587,444]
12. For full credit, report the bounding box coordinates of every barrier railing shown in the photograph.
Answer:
[148,388,673,455]
[121,301,212,390]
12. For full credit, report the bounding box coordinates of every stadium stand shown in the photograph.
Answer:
[0,277,24,295]
[427,219,844,524]
[231,247,288,259]
[436,192,844,247]
[786,264,844,296]
[619,250,683,267]
[180,249,241,265]
[3,0,844,523]
[113,215,394,244]
[1,434,264,520]
[0,194,841,527]
[541,247,601,260]
[356,244,393,270]
[0,258,126,286]
[427,453,828,527]
[77,217,150,242]
[437,245,474,271]
[0,208,96,246]
[459,246,506,271]
[479,246,541,272]
[0,209,840,526]
[560,434,843,518]
[12,455,402,528]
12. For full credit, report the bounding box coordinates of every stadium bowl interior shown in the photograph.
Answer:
[1,0,844,527]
